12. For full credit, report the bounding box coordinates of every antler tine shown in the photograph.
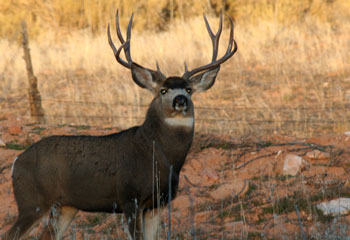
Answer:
[225,16,237,58]
[124,13,134,62]
[115,10,134,63]
[108,10,165,78]
[184,61,188,73]
[115,10,125,44]
[116,41,129,59]
[107,24,130,68]
[182,13,237,80]
[155,61,166,79]
[203,10,222,62]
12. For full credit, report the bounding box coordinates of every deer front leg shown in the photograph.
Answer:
[123,201,144,240]
[143,207,163,240]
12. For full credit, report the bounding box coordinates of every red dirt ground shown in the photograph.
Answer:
[1,113,350,239]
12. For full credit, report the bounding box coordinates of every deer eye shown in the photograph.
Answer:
[160,89,168,95]
[186,88,192,94]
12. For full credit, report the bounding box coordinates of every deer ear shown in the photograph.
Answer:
[188,67,220,93]
[130,63,164,93]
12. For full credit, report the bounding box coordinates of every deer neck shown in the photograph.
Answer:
[140,102,194,172]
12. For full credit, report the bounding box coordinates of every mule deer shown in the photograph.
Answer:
[5,10,237,240]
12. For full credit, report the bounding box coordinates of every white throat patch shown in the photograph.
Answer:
[164,117,194,128]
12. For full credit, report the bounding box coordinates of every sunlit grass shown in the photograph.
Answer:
[1,1,350,136]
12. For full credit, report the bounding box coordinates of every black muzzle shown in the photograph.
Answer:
[173,95,188,111]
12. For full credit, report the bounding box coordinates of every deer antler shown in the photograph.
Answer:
[107,10,133,68]
[182,11,237,80]
[107,10,165,78]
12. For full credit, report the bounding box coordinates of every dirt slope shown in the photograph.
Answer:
[0,114,349,239]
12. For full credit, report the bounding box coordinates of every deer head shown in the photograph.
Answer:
[107,10,237,128]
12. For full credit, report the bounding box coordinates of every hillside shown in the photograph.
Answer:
[1,113,349,239]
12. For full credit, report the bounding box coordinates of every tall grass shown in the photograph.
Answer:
[2,0,350,39]
[1,1,350,136]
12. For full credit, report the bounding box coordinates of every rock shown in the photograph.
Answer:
[172,195,191,211]
[189,148,229,172]
[306,149,330,160]
[0,138,5,147]
[8,125,22,135]
[200,168,219,186]
[194,211,213,223]
[282,154,309,176]
[316,198,350,216]
[326,167,346,177]
[345,131,350,142]
[190,158,204,172]
[181,167,219,187]
[162,210,181,230]
[181,167,202,186]
[224,221,243,231]
[209,179,248,200]
[197,148,229,169]
[345,180,350,187]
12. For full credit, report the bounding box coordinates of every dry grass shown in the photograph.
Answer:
[2,0,350,39]
[1,1,350,137]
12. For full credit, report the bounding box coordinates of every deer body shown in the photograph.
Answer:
[12,116,191,211]
[5,10,237,240]
[14,124,191,212]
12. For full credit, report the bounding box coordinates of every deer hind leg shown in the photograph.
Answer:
[39,206,78,240]
[143,207,163,240]
[5,208,48,240]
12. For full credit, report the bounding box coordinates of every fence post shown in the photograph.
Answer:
[21,21,45,123]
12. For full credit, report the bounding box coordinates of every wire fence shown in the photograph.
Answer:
[39,97,350,111]
[33,97,350,137]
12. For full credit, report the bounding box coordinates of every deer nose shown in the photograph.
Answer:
[173,95,188,110]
